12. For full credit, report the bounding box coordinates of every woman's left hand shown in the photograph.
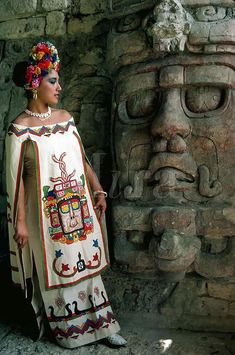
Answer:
[94,194,107,220]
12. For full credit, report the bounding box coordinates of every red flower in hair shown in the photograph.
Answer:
[36,43,51,54]
[25,65,34,83]
[37,59,51,70]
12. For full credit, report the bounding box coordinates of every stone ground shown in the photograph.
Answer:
[0,319,234,355]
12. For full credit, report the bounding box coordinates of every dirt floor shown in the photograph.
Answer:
[0,318,234,355]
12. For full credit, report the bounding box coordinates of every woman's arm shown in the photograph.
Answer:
[13,178,29,248]
[85,162,107,219]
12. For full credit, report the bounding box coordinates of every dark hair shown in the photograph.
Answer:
[12,61,33,99]
[12,61,28,88]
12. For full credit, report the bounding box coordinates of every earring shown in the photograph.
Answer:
[32,90,38,100]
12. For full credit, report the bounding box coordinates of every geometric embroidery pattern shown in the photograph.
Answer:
[8,120,75,137]
[52,311,116,339]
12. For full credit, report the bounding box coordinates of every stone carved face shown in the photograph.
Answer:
[113,58,234,206]
[112,57,234,278]
[109,1,235,279]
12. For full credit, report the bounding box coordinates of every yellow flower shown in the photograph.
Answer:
[35,67,41,75]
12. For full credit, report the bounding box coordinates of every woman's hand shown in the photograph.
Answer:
[94,194,107,220]
[14,219,29,248]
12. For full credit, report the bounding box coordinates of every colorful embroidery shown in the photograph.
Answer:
[55,297,66,309]
[8,119,75,137]
[51,311,116,338]
[48,291,109,322]
[94,286,100,297]
[78,291,87,302]
[42,152,93,244]
[53,240,102,277]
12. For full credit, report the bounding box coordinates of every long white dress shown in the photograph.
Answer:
[5,117,120,348]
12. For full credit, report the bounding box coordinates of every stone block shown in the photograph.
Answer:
[160,66,184,88]
[152,207,196,236]
[185,65,234,87]
[80,0,106,15]
[228,302,235,316]
[0,0,37,21]
[160,278,205,314]
[188,23,210,45]
[196,208,235,237]
[68,15,103,34]
[0,60,12,94]
[79,48,104,66]
[42,0,68,11]
[0,17,45,40]
[208,283,235,301]
[112,205,152,232]
[108,0,153,17]
[210,21,235,44]
[46,11,66,36]
[181,0,234,5]
[107,30,146,65]
[189,297,229,317]
[115,71,155,102]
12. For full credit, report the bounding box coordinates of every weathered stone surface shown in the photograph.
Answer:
[196,208,235,238]
[189,297,229,317]
[143,0,192,53]
[181,0,235,5]
[229,302,235,316]
[46,11,66,36]
[152,208,196,236]
[80,0,106,15]
[150,230,201,275]
[159,278,228,317]
[79,48,104,66]
[67,15,103,34]
[0,17,45,40]
[0,0,37,21]
[42,0,68,11]
[208,283,235,301]
[106,30,148,70]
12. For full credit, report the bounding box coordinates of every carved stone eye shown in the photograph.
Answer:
[185,87,225,113]
[127,90,160,118]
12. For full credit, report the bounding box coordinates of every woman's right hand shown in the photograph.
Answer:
[13,219,29,248]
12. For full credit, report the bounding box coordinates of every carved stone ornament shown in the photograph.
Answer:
[143,0,192,53]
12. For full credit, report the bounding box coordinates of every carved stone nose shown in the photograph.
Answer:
[153,135,187,153]
[151,88,191,141]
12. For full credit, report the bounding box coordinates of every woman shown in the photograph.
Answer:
[6,41,126,348]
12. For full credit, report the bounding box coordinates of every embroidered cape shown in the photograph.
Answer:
[6,118,109,292]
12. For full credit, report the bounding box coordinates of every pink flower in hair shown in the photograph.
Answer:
[31,78,40,89]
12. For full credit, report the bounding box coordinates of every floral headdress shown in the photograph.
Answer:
[24,41,60,89]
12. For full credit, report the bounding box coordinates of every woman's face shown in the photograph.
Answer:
[36,69,62,105]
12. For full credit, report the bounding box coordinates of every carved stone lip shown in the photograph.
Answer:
[148,152,197,179]
[154,168,194,187]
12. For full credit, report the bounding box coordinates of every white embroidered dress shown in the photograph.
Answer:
[6,118,120,348]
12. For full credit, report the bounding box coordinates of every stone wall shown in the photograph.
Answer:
[1,0,235,333]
